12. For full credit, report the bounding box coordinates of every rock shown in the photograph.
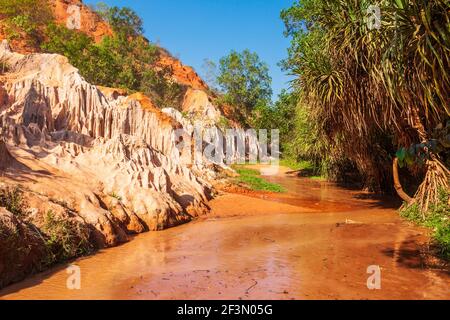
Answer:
[0,44,215,246]
[0,208,46,288]
[0,141,14,170]
[0,40,11,53]
[181,88,222,124]
[157,51,209,91]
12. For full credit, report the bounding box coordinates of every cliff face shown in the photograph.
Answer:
[0,42,222,288]
[49,0,113,43]
[157,52,209,91]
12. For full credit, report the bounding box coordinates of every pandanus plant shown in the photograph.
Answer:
[384,0,449,212]
[283,0,449,214]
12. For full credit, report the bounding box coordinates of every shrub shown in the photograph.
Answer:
[41,23,119,86]
[0,187,26,217]
[42,210,92,265]
[0,0,52,45]
[94,3,144,38]
[139,65,186,109]
[41,19,183,109]
[0,216,47,288]
[3,1,184,110]
[218,116,231,131]
[401,189,450,260]
[109,192,122,201]
[0,222,23,269]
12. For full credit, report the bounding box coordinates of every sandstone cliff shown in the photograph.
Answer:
[0,40,226,286]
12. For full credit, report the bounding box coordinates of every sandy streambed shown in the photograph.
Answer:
[1,169,449,300]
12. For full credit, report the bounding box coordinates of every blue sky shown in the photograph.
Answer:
[84,0,295,100]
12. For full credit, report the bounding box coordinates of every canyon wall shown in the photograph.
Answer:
[0,41,223,286]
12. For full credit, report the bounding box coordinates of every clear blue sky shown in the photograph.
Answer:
[84,0,295,100]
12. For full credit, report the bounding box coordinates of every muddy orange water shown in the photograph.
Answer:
[1,167,449,300]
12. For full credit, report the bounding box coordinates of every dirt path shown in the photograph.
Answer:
[0,167,449,300]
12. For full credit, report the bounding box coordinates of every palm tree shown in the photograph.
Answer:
[282,0,449,213]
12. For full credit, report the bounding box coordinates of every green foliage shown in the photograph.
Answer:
[40,4,185,109]
[401,189,450,260]
[217,50,272,117]
[0,214,46,288]
[397,122,450,169]
[217,116,231,131]
[0,189,94,282]
[139,66,186,109]
[42,210,92,265]
[97,33,157,88]
[109,192,122,201]
[248,102,275,131]
[0,221,23,269]
[1,1,185,109]
[10,15,34,34]
[396,141,438,169]
[247,88,336,178]
[279,158,313,171]
[233,166,286,193]
[0,187,26,218]
[41,23,117,86]
[249,90,298,149]
[281,0,449,192]
[95,2,144,37]
[0,0,52,45]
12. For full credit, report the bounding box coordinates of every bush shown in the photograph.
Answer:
[0,187,26,218]
[94,3,144,38]
[218,116,231,131]
[139,66,186,109]
[41,23,119,86]
[3,2,185,110]
[401,189,450,260]
[42,210,92,265]
[0,215,47,288]
[0,0,52,45]
[0,221,23,269]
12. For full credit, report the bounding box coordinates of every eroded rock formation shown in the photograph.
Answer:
[0,41,216,252]
[0,0,260,288]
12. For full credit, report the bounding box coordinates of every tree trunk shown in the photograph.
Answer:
[409,106,449,214]
[393,157,414,204]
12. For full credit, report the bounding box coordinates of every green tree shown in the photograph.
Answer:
[282,0,449,209]
[95,3,144,37]
[249,90,297,150]
[201,58,219,92]
[41,23,118,86]
[217,50,272,116]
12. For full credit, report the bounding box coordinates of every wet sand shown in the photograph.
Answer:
[1,167,449,300]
